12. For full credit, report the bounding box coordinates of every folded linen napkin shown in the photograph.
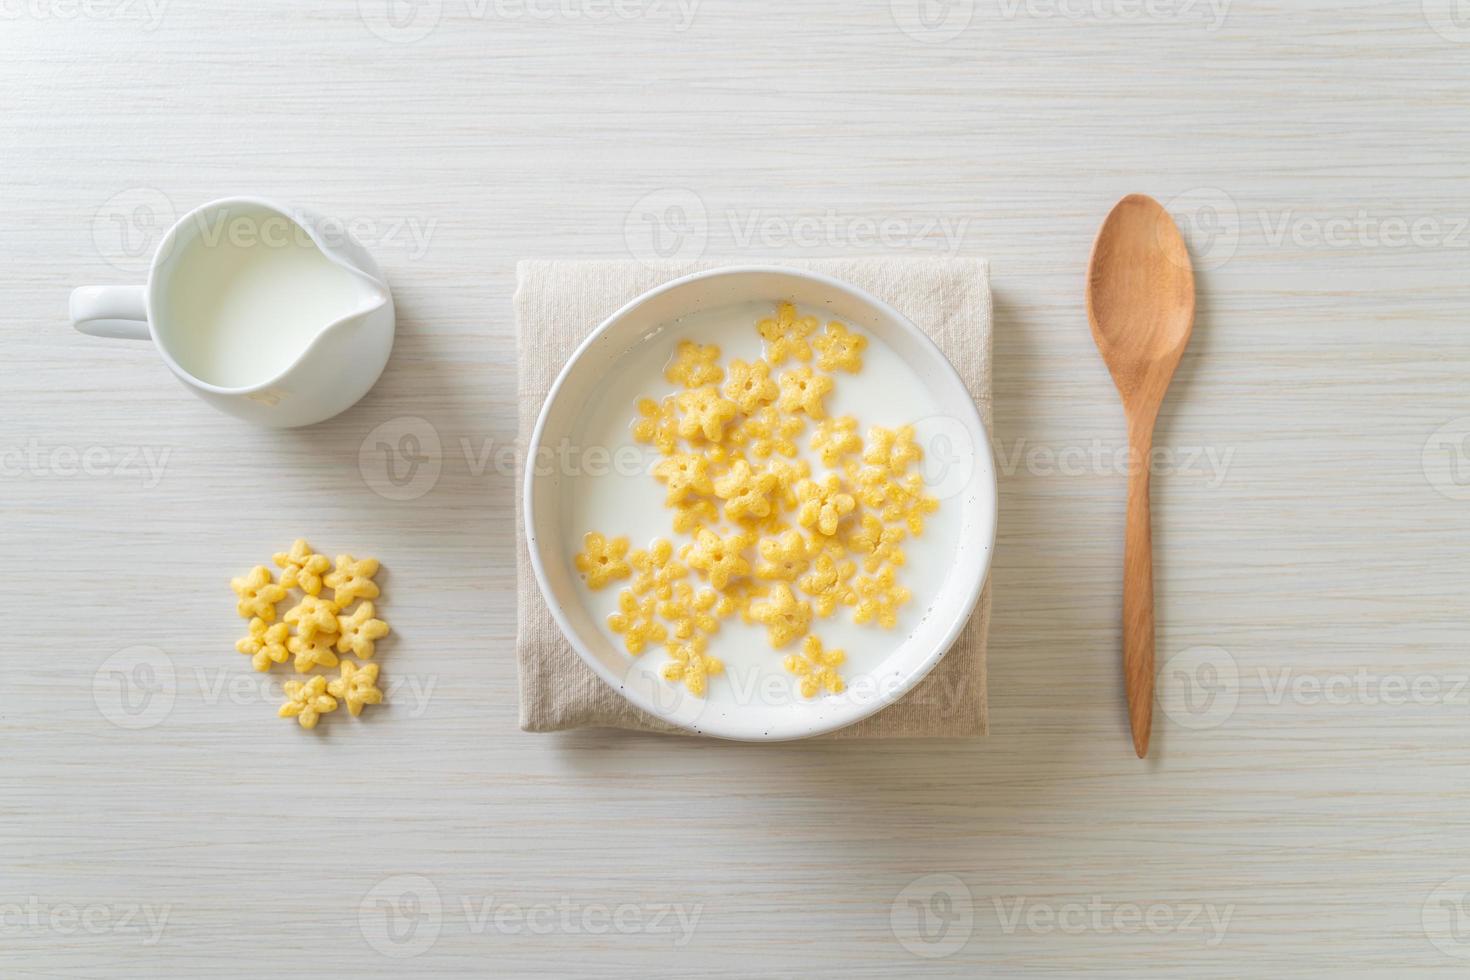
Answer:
[515,257,992,736]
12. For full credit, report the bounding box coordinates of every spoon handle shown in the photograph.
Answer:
[1124,418,1156,758]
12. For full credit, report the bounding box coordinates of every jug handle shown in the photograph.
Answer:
[70,285,150,341]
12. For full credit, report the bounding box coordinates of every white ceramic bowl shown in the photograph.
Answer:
[524,266,996,740]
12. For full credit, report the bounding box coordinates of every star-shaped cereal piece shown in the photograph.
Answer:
[863,424,922,475]
[784,635,847,697]
[632,396,680,455]
[755,529,813,583]
[630,539,687,600]
[748,583,813,649]
[681,528,751,591]
[895,474,940,535]
[811,416,863,468]
[272,539,332,596]
[665,340,724,388]
[813,320,867,373]
[798,551,857,617]
[766,457,811,511]
[853,567,911,629]
[652,453,714,505]
[843,513,908,574]
[723,579,769,624]
[731,405,804,460]
[848,465,921,525]
[278,675,338,730]
[713,459,779,523]
[657,582,723,640]
[722,358,778,414]
[327,660,384,717]
[777,367,834,419]
[336,601,390,659]
[661,635,724,698]
[607,588,667,655]
[795,474,856,536]
[288,632,341,673]
[573,532,631,589]
[756,301,816,365]
[283,594,340,641]
[675,386,740,443]
[671,498,719,535]
[230,566,287,622]
[325,555,380,608]
[236,617,290,672]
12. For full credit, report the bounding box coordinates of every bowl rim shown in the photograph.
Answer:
[523,264,997,740]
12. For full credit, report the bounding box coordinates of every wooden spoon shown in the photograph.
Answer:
[1086,194,1196,759]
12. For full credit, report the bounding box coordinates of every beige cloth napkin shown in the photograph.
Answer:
[515,258,992,737]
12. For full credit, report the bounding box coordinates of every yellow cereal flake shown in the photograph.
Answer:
[328,660,384,717]
[671,498,719,534]
[574,531,632,589]
[811,416,863,468]
[658,582,723,640]
[682,528,752,590]
[777,367,834,419]
[675,385,739,442]
[863,424,922,475]
[273,539,333,596]
[766,457,812,510]
[713,459,779,523]
[652,453,714,505]
[723,579,769,623]
[813,320,867,373]
[632,396,680,455]
[748,583,813,649]
[607,589,667,655]
[795,474,856,536]
[278,675,337,730]
[755,529,813,583]
[231,565,287,622]
[288,632,341,673]
[236,617,290,672]
[844,513,908,574]
[854,567,911,629]
[784,635,846,697]
[665,340,724,388]
[730,405,804,460]
[336,601,390,659]
[661,635,724,697]
[325,555,381,608]
[798,552,857,617]
[757,301,816,365]
[630,539,687,599]
[283,594,340,641]
[722,358,778,413]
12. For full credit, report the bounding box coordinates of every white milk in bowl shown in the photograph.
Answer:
[562,299,965,727]
[154,208,373,389]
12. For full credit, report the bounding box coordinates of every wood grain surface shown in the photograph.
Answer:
[4,2,1470,976]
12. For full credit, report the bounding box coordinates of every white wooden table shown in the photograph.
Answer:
[4,2,1470,975]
